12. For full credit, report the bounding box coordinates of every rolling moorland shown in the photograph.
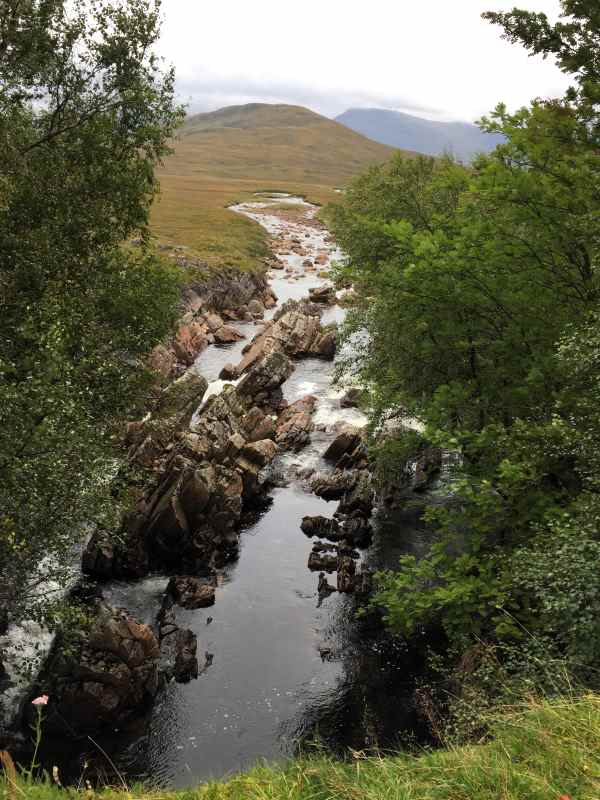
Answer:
[150,103,400,269]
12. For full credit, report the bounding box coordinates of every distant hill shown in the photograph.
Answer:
[152,103,404,269]
[169,103,400,185]
[335,108,504,161]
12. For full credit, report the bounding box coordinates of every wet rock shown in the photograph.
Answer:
[127,369,208,470]
[308,550,338,572]
[167,577,216,609]
[248,298,265,319]
[275,395,317,452]
[159,627,198,683]
[301,515,342,540]
[237,350,294,404]
[81,534,116,579]
[323,426,363,465]
[318,572,336,597]
[337,472,374,517]
[172,320,209,366]
[262,288,278,309]
[308,285,336,305]
[41,603,160,736]
[242,406,277,442]
[233,299,334,375]
[340,516,373,548]
[204,313,225,333]
[219,362,239,381]
[311,470,357,501]
[214,324,244,344]
[241,439,278,467]
[337,555,356,593]
[313,328,336,359]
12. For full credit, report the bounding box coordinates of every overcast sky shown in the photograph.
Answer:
[158,0,570,123]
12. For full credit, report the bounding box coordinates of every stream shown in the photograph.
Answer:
[24,196,434,787]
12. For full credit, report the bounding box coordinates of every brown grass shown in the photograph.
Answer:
[150,104,399,271]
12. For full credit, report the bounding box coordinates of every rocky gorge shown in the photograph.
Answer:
[0,195,437,786]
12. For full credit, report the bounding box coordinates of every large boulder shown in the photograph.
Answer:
[301,515,342,541]
[159,627,198,683]
[308,550,338,572]
[337,472,374,517]
[214,324,244,345]
[311,470,357,501]
[323,426,363,465]
[41,604,160,737]
[237,350,294,404]
[167,576,216,609]
[308,285,336,305]
[232,299,335,378]
[275,396,317,452]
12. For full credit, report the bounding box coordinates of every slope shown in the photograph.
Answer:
[151,104,397,270]
[336,107,504,161]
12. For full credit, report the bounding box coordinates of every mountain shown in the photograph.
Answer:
[167,103,400,185]
[152,103,402,269]
[335,108,504,161]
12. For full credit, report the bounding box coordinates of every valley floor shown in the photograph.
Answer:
[7,694,600,799]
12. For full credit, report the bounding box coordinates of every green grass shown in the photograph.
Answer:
[4,695,600,799]
[150,104,401,271]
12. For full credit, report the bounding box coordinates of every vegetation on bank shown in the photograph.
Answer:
[0,0,183,629]
[4,694,600,798]
[328,0,600,714]
[150,104,399,270]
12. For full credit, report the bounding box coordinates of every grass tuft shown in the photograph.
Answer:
[4,695,600,799]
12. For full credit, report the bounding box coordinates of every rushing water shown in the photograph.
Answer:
[29,196,434,787]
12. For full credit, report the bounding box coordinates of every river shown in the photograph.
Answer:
[32,196,434,788]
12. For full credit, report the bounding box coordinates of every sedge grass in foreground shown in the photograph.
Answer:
[3,695,600,799]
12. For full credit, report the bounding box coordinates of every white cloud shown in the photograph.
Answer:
[158,0,571,122]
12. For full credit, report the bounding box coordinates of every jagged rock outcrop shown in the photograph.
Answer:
[39,603,160,737]
[235,299,336,375]
[275,395,317,451]
[124,368,208,471]
[148,268,276,379]
[84,351,289,580]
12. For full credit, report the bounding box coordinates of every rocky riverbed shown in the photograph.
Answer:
[0,195,437,787]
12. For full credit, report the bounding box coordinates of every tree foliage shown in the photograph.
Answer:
[329,0,600,678]
[0,0,184,627]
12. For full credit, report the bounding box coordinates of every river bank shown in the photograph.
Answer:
[6,695,599,800]
[1,196,436,788]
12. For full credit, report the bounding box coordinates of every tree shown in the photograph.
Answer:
[0,0,184,628]
[329,0,600,674]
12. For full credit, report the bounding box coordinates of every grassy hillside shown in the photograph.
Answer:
[150,104,397,270]
[6,695,600,799]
